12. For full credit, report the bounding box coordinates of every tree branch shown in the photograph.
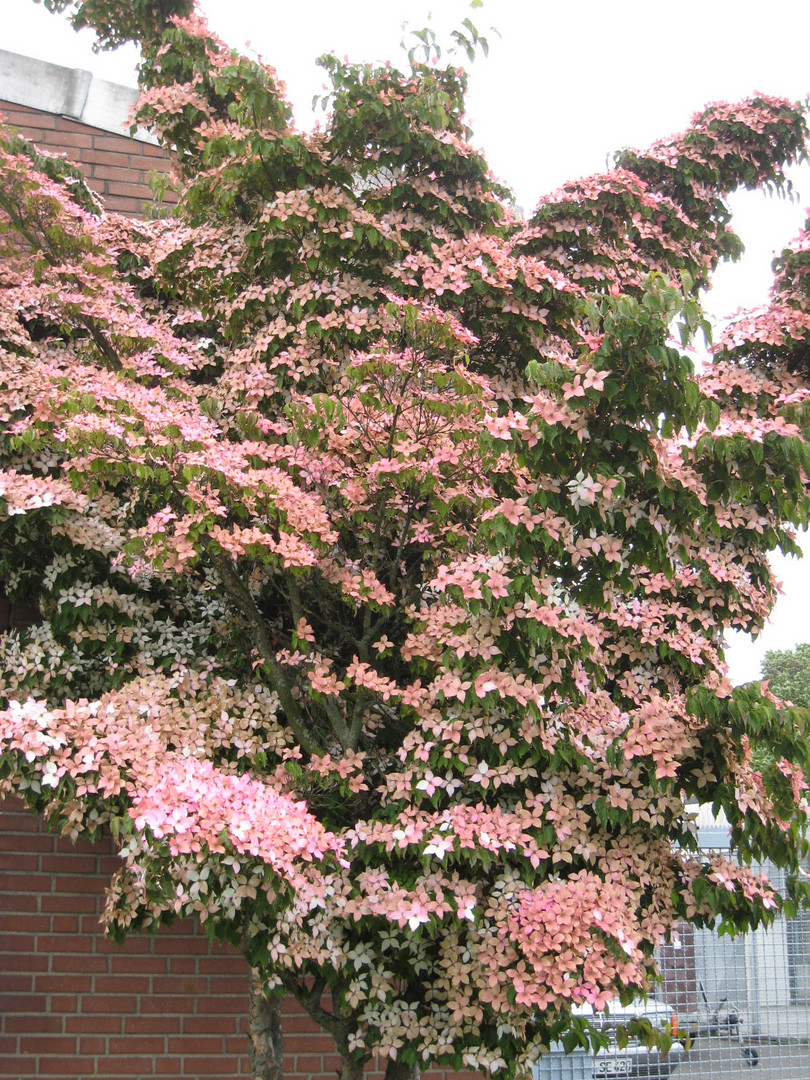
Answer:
[209,552,322,757]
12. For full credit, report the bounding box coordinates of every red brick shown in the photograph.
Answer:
[156,920,197,937]
[108,955,167,975]
[18,1035,78,1055]
[208,975,248,995]
[0,951,47,972]
[108,1035,167,1054]
[40,852,100,874]
[0,918,40,938]
[155,1061,185,1076]
[183,1016,238,1035]
[0,973,33,992]
[153,933,209,955]
[92,164,143,185]
[281,1014,321,1034]
[124,1016,181,1035]
[0,985,50,1008]
[138,994,195,1015]
[93,134,139,153]
[0,92,249,1078]
[225,1035,250,1057]
[54,874,106,895]
[182,1058,242,1076]
[96,933,151,954]
[144,160,173,177]
[108,181,153,200]
[198,955,243,974]
[281,995,304,1014]
[140,142,169,159]
[94,974,152,996]
[34,974,93,994]
[53,955,110,975]
[0,892,37,912]
[40,894,97,914]
[0,815,39,834]
[4,1014,64,1034]
[65,1015,122,1034]
[43,935,97,955]
[2,872,49,893]
[51,915,81,932]
[168,1034,228,1053]
[97,1058,157,1076]
[195,995,247,1015]
[80,148,133,169]
[285,1032,336,1058]
[80,913,106,933]
[8,1058,37,1076]
[41,130,93,150]
[0,852,39,871]
[36,1058,95,1076]
[152,974,207,995]
[49,993,79,1012]
[81,994,140,1014]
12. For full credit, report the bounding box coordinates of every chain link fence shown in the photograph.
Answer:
[657,852,810,1078]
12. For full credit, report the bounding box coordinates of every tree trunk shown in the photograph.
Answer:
[384,1056,421,1080]
[249,970,284,1080]
[337,1058,366,1080]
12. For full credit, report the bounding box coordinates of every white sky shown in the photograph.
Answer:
[4,0,810,684]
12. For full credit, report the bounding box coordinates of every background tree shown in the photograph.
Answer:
[2,3,810,1079]
[761,643,810,710]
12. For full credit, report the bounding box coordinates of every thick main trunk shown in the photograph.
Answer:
[249,970,283,1080]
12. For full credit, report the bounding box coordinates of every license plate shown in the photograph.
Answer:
[593,1056,633,1077]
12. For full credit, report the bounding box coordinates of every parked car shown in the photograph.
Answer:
[533,997,684,1080]
[591,997,683,1079]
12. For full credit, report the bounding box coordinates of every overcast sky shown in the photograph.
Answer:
[4,0,810,683]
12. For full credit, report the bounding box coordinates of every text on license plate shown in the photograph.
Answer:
[593,1057,633,1077]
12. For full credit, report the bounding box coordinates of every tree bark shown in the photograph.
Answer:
[249,970,284,1080]
[337,1058,366,1080]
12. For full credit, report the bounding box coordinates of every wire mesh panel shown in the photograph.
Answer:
[655,848,810,1080]
[534,839,810,1080]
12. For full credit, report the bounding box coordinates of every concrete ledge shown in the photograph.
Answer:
[0,48,155,143]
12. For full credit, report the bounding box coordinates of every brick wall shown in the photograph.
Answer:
[0,98,175,218]
[1,796,253,1078]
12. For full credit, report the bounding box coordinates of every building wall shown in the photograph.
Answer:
[1,795,254,1079]
[0,97,175,218]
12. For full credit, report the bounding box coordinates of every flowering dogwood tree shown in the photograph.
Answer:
[3,2,810,1078]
